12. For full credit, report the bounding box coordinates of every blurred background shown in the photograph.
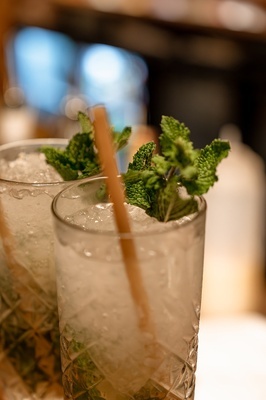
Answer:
[0,1,266,398]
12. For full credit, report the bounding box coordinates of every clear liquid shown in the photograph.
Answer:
[0,154,64,399]
[55,204,205,400]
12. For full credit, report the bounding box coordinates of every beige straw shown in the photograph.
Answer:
[92,105,155,335]
[0,201,18,269]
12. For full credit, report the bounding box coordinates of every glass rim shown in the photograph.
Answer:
[0,138,80,186]
[51,175,207,238]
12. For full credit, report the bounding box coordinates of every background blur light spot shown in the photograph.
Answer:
[6,27,148,149]
[11,27,75,114]
[217,1,266,33]
[4,87,25,107]
[88,0,123,13]
[151,0,188,21]
[78,43,148,170]
[79,43,148,129]
[82,44,126,85]
[63,96,89,120]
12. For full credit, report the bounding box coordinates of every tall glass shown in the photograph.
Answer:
[0,139,84,400]
[52,176,206,400]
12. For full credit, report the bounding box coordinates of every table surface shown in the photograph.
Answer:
[195,312,266,400]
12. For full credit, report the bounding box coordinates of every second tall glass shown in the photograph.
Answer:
[0,139,94,399]
[52,176,206,400]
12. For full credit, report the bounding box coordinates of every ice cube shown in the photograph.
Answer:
[0,152,63,183]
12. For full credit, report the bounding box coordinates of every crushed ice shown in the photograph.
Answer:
[0,152,63,183]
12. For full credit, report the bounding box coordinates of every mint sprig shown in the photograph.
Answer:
[40,112,131,181]
[123,116,230,222]
[42,112,230,221]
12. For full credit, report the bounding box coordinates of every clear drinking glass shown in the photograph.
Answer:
[0,139,82,400]
[52,176,206,400]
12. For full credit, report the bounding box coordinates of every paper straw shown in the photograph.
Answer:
[0,201,17,268]
[92,105,155,335]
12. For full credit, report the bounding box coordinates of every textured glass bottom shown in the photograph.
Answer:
[0,267,63,400]
[59,326,198,400]
[0,139,71,399]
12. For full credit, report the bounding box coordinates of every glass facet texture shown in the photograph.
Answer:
[0,139,74,399]
[52,177,206,400]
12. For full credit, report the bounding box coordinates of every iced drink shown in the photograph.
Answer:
[52,176,206,400]
[0,139,76,399]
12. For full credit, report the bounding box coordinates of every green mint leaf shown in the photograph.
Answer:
[124,142,156,211]
[160,116,197,168]
[40,147,78,181]
[160,115,191,142]
[113,126,131,151]
[124,116,230,221]
[65,133,98,171]
[146,177,198,222]
[77,162,100,179]
[152,154,171,177]
[78,111,93,135]
[124,171,152,210]
[181,138,231,195]
[41,112,132,181]
[128,142,156,171]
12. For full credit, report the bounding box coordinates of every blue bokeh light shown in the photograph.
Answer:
[12,27,76,114]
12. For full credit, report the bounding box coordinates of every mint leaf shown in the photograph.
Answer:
[181,138,231,195]
[65,133,97,170]
[42,111,230,221]
[124,142,156,210]
[40,147,79,181]
[124,116,230,222]
[128,142,156,171]
[78,111,93,135]
[146,177,198,222]
[41,132,98,181]
[160,116,197,169]
[160,115,190,142]
[41,112,131,181]
[113,126,131,151]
